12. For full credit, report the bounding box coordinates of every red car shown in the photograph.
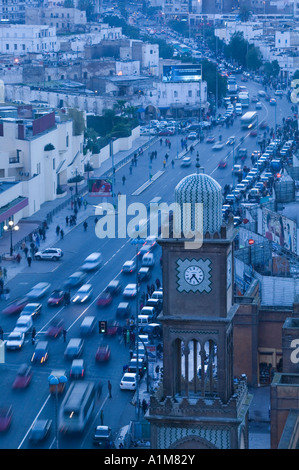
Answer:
[95,344,111,362]
[96,292,113,307]
[45,319,64,338]
[250,129,257,136]
[0,406,12,432]
[47,290,65,307]
[2,297,29,315]
[206,136,215,143]
[158,129,174,136]
[259,121,267,129]
[105,321,119,336]
[12,364,33,389]
[218,160,227,169]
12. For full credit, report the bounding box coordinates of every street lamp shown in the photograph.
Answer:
[3,220,19,257]
[48,373,67,449]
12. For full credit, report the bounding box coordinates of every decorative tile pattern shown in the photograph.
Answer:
[176,258,212,293]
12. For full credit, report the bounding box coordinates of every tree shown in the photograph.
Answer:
[246,45,262,71]
[63,0,74,7]
[141,34,174,59]
[68,108,85,136]
[263,60,280,78]
[293,70,299,81]
[239,4,251,22]
[224,32,247,67]
[78,0,94,21]
[201,59,227,101]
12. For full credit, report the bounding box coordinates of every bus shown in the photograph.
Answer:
[238,92,249,108]
[241,111,258,130]
[59,381,96,433]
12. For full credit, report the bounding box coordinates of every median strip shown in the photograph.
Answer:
[131,170,165,196]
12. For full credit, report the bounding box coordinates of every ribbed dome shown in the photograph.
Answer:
[174,172,223,236]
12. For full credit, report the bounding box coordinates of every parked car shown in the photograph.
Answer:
[72,284,93,304]
[5,331,25,350]
[63,271,87,290]
[19,303,42,318]
[34,248,63,261]
[95,344,111,363]
[120,373,137,390]
[27,283,51,300]
[138,267,152,282]
[2,297,29,315]
[12,364,33,389]
[29,419,52,444]
[47,290,65,307]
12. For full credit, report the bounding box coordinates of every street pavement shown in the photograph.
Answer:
[0,74,288,449]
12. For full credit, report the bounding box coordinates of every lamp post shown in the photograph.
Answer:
[110,138,116,210]
[48,373,67,449]
[75,166,78,195]
[3,220,19,257]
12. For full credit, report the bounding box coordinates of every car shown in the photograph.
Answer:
[138,236,157,256]
[96,291,113,307]
[138,266,152,282]
[116,302,131,320]
[105,280,122,296]
[251,96,258,102]
[206,135,215,143]
[250,129,257,136]
[19,303,42,318]
[93,426,113,448]
[123,284,137,298]
[212,142,225,151]
[139,323,162,340]
[12,364,33,389]
[180,156,191,167]
[0,406,12,432]
[34,248,63,261]
[256,101,262,109]
[120,372,138,390]
[218,160,227,169]
[63,271,87,290]
[259,121,267,129]
[81,252,102,271]
[226,136,235,145]
[29,419,52,443]
[105,321,119,336]
[270,98,276,106]
[95,344,111,362]
[47,290,65,307]
[31,341,49,364]
[72,284,93,304]
[235,183,247,193]
[121,260,136,273]
[258,90,266,97]
[27,282,51,300]
[64,338,84,360]
[45,319,64,338]
[69,359,85,379]
[264,94,270,101]
[187,132,197,140]
[275,89,283,96]
[232,164,242,175]
[14,316,33,335]
[2,297,29,315]
[158,129,174,135]
[5,331,25,350]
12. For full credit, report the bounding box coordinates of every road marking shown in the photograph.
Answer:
[17,393,51,449]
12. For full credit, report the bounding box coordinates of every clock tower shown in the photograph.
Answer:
[147,166,251,450]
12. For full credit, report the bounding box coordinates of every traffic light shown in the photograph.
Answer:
[99,321,107,334]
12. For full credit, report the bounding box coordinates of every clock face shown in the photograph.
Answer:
[184,266,204,285]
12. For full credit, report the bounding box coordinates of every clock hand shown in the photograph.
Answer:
[190,273,199,283]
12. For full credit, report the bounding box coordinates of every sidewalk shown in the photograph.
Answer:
[0,135,157,283]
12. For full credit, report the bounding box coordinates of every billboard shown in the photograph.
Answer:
[262,208,297,254]
[88,178,112,197]
[162,64,202,82]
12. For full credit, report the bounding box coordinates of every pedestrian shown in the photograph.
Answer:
[66,216,69,226]
[147,284,151,296]
[129,165,132,175]
[142,399,148,415]
[83,199,87,210]
[126,329,130,346]
[151,283,155,295]
[155,278,161,290]
[16,253,21,263]
[100,409,104,425]
[56,225,60,236]
[108,380,112,398]
[122,175,126,185]
[163,160,166,169]
[117,324,122,343]
[60,229,64,239]
[171,159,174,168]
[0,326,3,341]
[23,246,29,258]
[123,327,127,346]
[62,329,67,342]
[155,364,160,377]
[27,255,32,267]
[0,279,3,292]
[83,221,88,231]
[31,328,36,345]
[160,138,163,146]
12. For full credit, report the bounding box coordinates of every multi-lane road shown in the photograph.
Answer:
[0,76,292,449]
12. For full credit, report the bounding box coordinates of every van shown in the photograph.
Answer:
[81,252,102,271]
[137,315,152,326]
[116,302,131,319]
[142,253,155,268]
[80,316,96,336]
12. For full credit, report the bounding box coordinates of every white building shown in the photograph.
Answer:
[215,21,264,45]
[25,7,87,32]
[0,107,84,214]
[0,25,58,55]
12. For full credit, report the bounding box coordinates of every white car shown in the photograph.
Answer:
[123,284,137,298]
[138,236,157,256]
[122,260,136,273]
[14,316,33,335]
[120,373,138,390]
[81,252,102,271]
[5,331,25,350]
[180,156,191,167]
[27,282,51,299]
[35,248,63,261]
[256,101,262,109]
[72,284,93,304]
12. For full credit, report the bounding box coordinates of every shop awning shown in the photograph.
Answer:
[0,196,28,224]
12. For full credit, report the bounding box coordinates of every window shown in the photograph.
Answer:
[37,163,41,175]
[174,90,178,98]
[66,134,69,147]
[188,90,192,97]
[14,44,17,50]
[6,44,9,50]
[53,158,55,170]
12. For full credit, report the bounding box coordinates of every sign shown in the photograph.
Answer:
[146,345,156,362]
[261,207,297,254]
[162,64,202,82]
[88,178,112,197]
